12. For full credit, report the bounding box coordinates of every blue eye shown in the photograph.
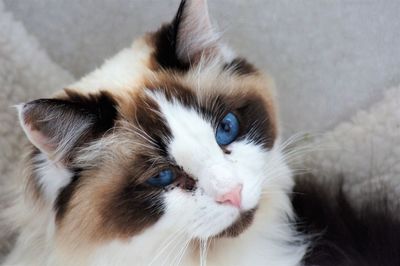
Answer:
[146,169,176,187]
[216,112,240,145]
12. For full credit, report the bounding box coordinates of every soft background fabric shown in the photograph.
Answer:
[0,0,399,259]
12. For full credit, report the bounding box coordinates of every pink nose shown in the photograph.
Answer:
[215,185,242,208]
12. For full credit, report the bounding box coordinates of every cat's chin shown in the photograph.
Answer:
[187,208,257,240]
[216,208,257,238]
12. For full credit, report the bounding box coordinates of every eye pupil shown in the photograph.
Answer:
[222,122,231,132]
[216,112,239,146]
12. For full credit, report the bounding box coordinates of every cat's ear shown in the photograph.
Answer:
[153,0,229,69]
[174,0,219,64]
[18,91,117,161]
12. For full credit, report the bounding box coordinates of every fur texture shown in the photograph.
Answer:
[293,176,400,266]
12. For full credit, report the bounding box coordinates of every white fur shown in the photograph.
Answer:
[33,153,73,203]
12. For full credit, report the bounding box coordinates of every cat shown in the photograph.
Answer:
[2,0,400,265]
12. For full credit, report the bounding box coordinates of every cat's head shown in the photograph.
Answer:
[18,0,292,250]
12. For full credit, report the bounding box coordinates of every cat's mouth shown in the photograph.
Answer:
[216,208,257,238]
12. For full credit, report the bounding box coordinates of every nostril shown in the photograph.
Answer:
[215,184,242,208]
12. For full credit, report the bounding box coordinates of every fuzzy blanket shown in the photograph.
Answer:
[301,88,400,211]
[0,0,399,261]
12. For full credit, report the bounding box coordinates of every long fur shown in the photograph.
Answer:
[293,175,400,266]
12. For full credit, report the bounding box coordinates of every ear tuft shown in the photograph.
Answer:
[18,99,95,159]
[18,103,56,155]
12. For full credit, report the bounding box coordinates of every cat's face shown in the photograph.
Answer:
[18,0,288,250]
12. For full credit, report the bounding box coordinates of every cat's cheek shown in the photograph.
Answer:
[241,183,262,210]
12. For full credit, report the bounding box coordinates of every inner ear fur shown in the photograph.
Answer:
[18,90,118,162]
[151,0,222,70]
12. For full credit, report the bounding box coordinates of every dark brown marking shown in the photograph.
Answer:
[54,170,81,222]
[150,0,190,71]
[218,209,256,237]
[134,93,172,156]
[144,82,200,111]
[222,147,232,155]
[63,90,119,136]
[28,147,46,201]
[100,181,165,237]
[96,149,170,237]
[174,170,197,192]
[233,93,276,149]
[223,58,258,76]
[293,175,400,266]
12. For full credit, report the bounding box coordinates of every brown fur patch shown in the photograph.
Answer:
[223,58,258,76]
[148,0,189,71]
[62,90,119,136]
[27,147,46,201]
[218,209,257,238]
[132,92,172,156]
[54,172,81,221]
[100,182,165,237]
